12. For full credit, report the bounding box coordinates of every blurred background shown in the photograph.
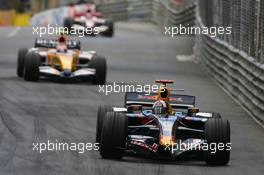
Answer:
[0,0,101,26]
[0,0,192,26]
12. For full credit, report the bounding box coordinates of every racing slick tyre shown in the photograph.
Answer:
[64,17,74,31]
[103,20,114,37]
[204,118,230,165]
[24,52,40,81]
[17,48,28,77]
[95,105,112,145]
[100,112,127,159]
[89,56,106,85]
[212,112,221,118]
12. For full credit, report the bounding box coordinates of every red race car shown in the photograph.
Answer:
[64,3,114,37]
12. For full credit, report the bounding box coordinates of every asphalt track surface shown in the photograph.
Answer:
[0,22,263,175]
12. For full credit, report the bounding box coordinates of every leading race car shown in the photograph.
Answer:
[17,35,107,84]
[64,3,114,37]
[96,80,231,165]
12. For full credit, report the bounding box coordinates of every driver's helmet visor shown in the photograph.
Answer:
[56,44,67,52]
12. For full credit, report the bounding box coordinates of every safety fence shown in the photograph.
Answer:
[195,0,264,124]
[152,0,195,28]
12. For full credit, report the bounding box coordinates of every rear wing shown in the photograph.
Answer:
[125,92,195,108]
[34,38,81,50]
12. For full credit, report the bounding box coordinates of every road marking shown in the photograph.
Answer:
[7,27,21,37]
[176,54,195,62]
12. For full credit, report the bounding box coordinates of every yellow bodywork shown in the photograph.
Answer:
[47,50,79,71]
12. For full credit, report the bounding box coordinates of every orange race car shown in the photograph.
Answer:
[17,35,106,84]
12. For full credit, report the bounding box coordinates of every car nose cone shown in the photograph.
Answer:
[63,69,72,77]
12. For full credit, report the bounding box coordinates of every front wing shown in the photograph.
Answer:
[39,66,95,78]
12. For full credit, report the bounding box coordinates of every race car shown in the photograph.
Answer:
[64,4,114,37]
[16,35,107,84]
[96,80,231,165]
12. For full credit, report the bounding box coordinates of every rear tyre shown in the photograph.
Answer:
[204,118,230,165]
[17,48,28,77]
[24,52,40,81]
[103,20,114,37]
[89,56,107,85]
[100,112,127,159]
[95,105,112,145]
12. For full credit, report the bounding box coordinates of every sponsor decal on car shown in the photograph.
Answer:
[130,140,158,153]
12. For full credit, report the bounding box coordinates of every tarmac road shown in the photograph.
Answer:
[0,22,263,175]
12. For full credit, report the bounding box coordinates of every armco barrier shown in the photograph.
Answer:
[195,14,264,125]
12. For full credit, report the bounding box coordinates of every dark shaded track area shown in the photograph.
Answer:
[0,22,263,175]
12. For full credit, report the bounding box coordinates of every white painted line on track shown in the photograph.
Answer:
[7,27,21,37]
[176,54,195,62]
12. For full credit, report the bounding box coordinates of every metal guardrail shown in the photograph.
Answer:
[151,0,195,28]
[195,6,264,125]
[97,0,153,21]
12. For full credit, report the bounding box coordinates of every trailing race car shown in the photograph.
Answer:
[64,4,114,37]
[96,80,231,165]
[17,35,107,84]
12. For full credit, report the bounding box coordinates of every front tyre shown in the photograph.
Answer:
[100,112,127,159]
[204,118,230,165]
[95,105,112,145]
[89,56,107,85]
[24,52,40,81]
[17,48,28,77]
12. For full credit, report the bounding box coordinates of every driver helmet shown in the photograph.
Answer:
[153,100,169,114]
[56,36,67,53]
[87,9,92,13]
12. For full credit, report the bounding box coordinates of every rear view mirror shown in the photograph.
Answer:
[127,105,142,113]
[187,107,199,115]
